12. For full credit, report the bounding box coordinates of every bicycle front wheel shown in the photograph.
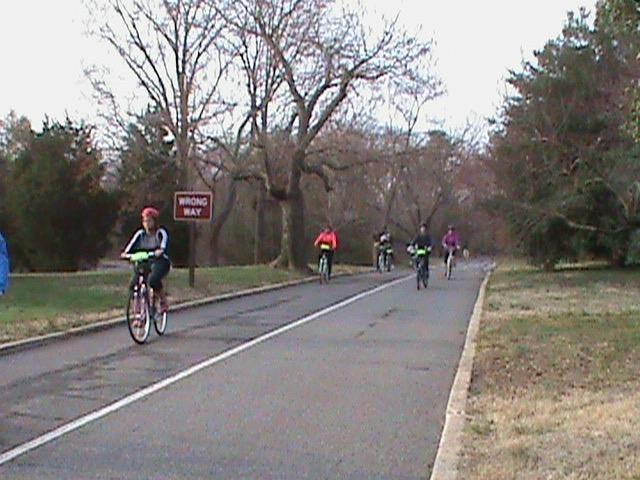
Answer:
[127,289,151,344]
[318,257,325,284]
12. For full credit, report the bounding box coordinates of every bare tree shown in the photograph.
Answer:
[87,0,239,274]
[396,130,461,234]
[307,122,381,231]
[223,0,436,270]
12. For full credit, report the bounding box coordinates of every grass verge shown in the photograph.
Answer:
[0,264,365,344]
[459,260,640,479]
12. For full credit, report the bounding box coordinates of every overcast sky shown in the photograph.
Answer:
[0,0,596,134]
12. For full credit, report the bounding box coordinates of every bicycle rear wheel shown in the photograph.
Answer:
[319,256,327,284]
[323,256,330,283]
[127,288,150,344]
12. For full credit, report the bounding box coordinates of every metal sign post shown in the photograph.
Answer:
[173,191,214,287]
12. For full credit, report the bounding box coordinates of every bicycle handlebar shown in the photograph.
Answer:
[407,245,432,254]
[123,251,156,263]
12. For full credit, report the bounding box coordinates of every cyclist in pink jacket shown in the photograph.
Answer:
[441,225,461,270]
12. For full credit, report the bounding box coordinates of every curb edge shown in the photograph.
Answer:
[430,264,495,480]
[0,271,360,355]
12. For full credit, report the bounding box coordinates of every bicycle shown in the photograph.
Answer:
[318,246,331,284]
[416,246,431,290]
[376,248,385,273]
[384,246,394,271]
[377,245,392,273]
[124,251,168,344]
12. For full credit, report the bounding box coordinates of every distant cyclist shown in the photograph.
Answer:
[121,207,171,313]
[441,225,461,274]
[377,229,394,271]
[314,225,339,280]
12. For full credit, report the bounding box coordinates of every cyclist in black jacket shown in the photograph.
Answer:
[410,224,433,269]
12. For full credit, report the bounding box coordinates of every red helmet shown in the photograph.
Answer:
[141,206,160,219]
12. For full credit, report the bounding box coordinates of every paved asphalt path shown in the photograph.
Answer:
[0,261,487,479]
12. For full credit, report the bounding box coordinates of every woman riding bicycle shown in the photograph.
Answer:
[121,207,171,313]
[314,225,338,280]
[441,225,461,275]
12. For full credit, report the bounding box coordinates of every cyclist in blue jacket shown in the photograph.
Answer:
[0,231,9,296]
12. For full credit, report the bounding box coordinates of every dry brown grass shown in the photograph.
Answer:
[459,260,640,479]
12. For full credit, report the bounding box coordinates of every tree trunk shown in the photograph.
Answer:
[271,157,310,272]
[271,194,309,272]
[271,202,291,269]
[382,182,399,230]
[254,181,268,264]
[209,230,221,266]
[286,188,308,271]
[610,232,630,268]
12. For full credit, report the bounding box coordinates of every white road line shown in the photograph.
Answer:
[0,274,411,467]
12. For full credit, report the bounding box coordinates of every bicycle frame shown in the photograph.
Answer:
[125,251,167,343]
[377,244,392,272]
[318,249,330,284]
[445,247,456,280]
[416,250,430,290]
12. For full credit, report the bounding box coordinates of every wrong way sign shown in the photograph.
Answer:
[174,191,213,221]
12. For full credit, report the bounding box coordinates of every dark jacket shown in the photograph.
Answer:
[411,233,433,250]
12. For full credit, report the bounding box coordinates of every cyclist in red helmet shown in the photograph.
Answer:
[121,207,171,313]
[314,224,339,280]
